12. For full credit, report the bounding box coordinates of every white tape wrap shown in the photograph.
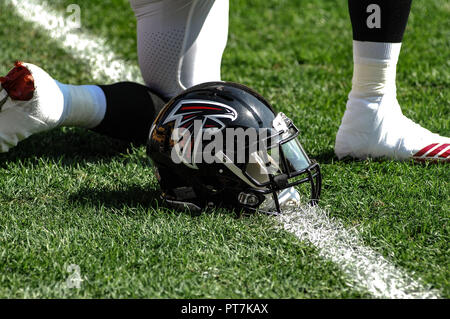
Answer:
[0,63,64,153]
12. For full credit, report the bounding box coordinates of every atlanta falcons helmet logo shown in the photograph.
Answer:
[163,99,238,131]
[160,99,238,169]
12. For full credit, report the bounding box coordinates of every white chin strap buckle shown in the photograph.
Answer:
[260,187,301,213]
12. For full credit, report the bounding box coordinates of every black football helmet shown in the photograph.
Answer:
[147,82,321,214]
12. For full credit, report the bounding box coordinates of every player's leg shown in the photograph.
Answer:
[130,0,229,99]
[0,62,164,152]
[335,0,450,161]
[63,0,229,144]
[95,0,229,141]
[0,0,229,152]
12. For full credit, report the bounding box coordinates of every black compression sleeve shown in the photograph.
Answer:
[348,0,412,43]
[92,82,165,144]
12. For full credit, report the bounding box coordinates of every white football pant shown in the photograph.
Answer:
[129,0,229,99]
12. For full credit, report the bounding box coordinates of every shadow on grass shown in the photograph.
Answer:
[69,184,244,218]
[311,148,381,165]
[68,185,161,211]
[67,185,216,217]
[311,148,339,164]
[0,128,141,168]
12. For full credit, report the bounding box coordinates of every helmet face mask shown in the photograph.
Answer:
[147,81,322,215]
[235,113,321,214]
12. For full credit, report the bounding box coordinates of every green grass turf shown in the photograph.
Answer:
[0,0,448,298]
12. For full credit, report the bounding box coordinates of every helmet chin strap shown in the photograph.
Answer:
[260,187,301,212]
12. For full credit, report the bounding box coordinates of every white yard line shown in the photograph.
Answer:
[278,206,440,299]
[6,0,143,83]
[8,0,440,299]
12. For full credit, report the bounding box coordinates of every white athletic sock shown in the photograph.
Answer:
[56,82,107,128]
[342,41,403,140]
[350,41,401,99]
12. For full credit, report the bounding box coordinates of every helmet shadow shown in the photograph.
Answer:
[68,185,161,213]
[67,184,236,218]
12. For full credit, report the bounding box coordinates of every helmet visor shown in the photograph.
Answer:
[245,136,311,186]
[280,137,311,174]
[239,112,321,214]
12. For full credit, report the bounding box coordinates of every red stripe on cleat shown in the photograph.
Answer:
[426,144,450,157]
[439,148,450,159]
[413,143,438,157]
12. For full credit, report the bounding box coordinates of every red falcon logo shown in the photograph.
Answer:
[162,99,237,169]
[163,99,237,131]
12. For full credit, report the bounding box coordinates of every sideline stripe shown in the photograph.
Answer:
[6,0,143,83]
[9,0,440,299]
[277,206,440,299]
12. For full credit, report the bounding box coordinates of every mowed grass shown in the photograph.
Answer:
[0,0,448,298]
